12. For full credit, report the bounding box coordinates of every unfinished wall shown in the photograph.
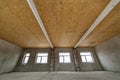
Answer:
[95,35,120,72]
[15,48,102,72]
[76,48,102,71]
[15,49,51,72]
[54,48,75,71]
[0,39,22,73]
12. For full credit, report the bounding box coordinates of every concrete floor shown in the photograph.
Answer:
[0,71,120,80]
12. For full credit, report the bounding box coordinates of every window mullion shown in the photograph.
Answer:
[85,56,87,62]
[63,56,65,63]
[40,56,42,63]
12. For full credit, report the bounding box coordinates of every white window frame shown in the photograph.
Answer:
[59,52,71,63]
[80,52,94,63]
[22,53,30,65]
[35,52,48,64]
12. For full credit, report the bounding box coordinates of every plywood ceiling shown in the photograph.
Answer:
[79,2,120,47]
[34,0,110,47]
[0,0,50,48]
[0,0,119,48]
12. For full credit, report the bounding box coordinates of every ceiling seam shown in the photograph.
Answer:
[26,0,54,48]
[74,0,120,48]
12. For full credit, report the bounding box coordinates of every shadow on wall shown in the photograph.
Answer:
[15,48,102,72]
[95,34,120,72]
[0,39,22,74]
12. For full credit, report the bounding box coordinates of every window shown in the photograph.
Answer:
[22,53,30,64]
[59,52,71,63]
[36,53,48,64]
[80,52,94,63]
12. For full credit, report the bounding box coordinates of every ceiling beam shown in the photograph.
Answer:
[26,0,53,48]
[74,0,120,48]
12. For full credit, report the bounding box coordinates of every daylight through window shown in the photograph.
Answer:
[36,53,48,64]
[22,53,30,64]
[59,52,71,63]
[80,52,94,63]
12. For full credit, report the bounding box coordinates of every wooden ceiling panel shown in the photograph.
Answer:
[1,0,118,48]
[0,0,50,48]
[34,0,110,47]
[79,3,120,47]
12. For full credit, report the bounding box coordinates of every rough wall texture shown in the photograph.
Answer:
[54,48,75,71]
[15,49,51,72]
[76,48,102,71]
[95,35,120,72]
[0,39,22,73]
[15,48,102,71]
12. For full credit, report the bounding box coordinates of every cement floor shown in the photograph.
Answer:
[0,71,120,80]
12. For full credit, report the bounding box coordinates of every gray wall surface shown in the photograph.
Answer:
[54,48,75,71]
[76,48,102,71]
[15,48,102,72]
[95,34,120,72]
[15,49,51,72]
[0,39,22,73]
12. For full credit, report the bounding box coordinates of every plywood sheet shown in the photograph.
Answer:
[1,0,116,48]
[0,0,50,48]
[79,3,120,47]
[34,0,110,47]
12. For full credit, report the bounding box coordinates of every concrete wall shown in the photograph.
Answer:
[15,49,51,72]
[76,48,102,71]
[54,48,75,71]
[0,39,22,73]
[15,48,102,72]
[95,35,120,72]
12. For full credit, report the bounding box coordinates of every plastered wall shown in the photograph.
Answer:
[15,48,51,71]
[54,48,75,71]
[76,48,102,71]
[15,48,102,71]
[95,35,120,72]
[0,39,22,73]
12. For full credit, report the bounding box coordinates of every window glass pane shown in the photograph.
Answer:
[36,53,48,63]
[64,56,71,63]
[59,52,71,63]
[81,56,86,62]
[59,52,70,56]
[24,57,29,64]
[26,53,30,56]
[36,57,41,63]
[80,52,94,63]
[80,52,91,56]
[22,53,30,64]
[37,53,48,56]
[86,56,93,62]
[59,56,64,63]
[41,57,48,63]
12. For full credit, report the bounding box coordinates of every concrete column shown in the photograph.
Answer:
[73,48,80,71]
[50,49,55,71]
